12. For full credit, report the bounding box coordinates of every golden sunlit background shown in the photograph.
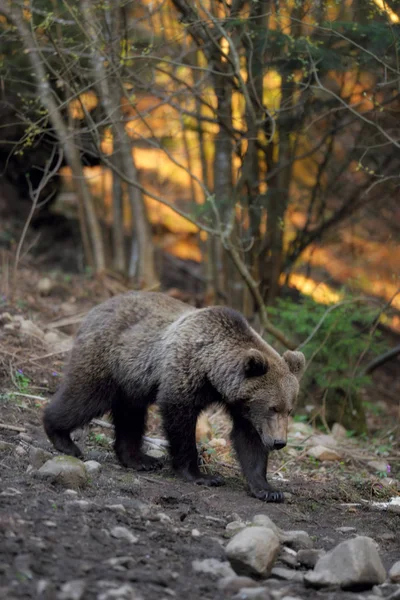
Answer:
[0,0,399,338]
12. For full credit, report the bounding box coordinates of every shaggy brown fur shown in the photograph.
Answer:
[43,291,305,502]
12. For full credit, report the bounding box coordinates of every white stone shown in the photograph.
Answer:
[84,460,101,474]
[297,548,325,568]
[225,520,247,537]
[191,529,201,538]
[58,579,86,600]
[307,445,342,461]
[226,526,280,577]
[288,421,313,438]
[271,567,304,582]
[37,277,53,296]
[251,515,280,535]
[389,561,400,583]
[281,529,313,550]
[110,526,138,544]
[331,423,347,439]
[37,456,87,489]
[105,504,126,513]
[304,536,386,589]
[97,584,143,600]
[192,558,235,579]
[209,438,227,448]
[232,588,271,600]
[367,460,389,473]
[217,576,259,593]
[306,434,338,448]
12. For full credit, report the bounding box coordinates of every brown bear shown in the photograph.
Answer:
[43,291,305,502]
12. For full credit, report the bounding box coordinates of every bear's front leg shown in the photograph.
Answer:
[230,420,284,503]
[158,394,224,487]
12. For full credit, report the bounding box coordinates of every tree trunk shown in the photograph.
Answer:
[80,0,158,288]
[2,2,106,273]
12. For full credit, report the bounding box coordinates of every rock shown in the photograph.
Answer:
[368,460,389,473]
[19,317,45,340]
[105,504,126,514]
[209,437,227,448]
[0,440,15,452]
[251,515,280,535]
[271,567,304,582]
[84,460,101,474]
[280,550,298,568]
[218,576,259,593]
[192,558,235,579]
[97,584,143,600]
[281,530,313,550]
[191,529,201,538]
[64,489,78,497]
[307,434,338,448]
[225,521,247,538]
[37,277,53,296]
[389,562,400,584]
[337,526,357,534]
[14,554,33,580]
[110,527,138,544]
[36,456,88,490]
[14,444,27,457]
[226,526,280,577]
[145,448,165,459]
[288,421,313,438]
[29,447,53,469]
[58,579,86,600]
[18,433,33,443]
[66,500,93,511]
[0,487,22,497]
[304,536,386,590]
[232,587,272,600]
[155,512,172,524]
[251,515,312,550]
[37,579,57,599]
[380,478,397,489]
[307,445,342,461]
[372,583,400,599]
[380,533,396,542]
[331,423,348,440]
[297,549,325,568]
[44,331,73,353]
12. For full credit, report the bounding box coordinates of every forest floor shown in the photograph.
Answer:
[0,258,399,600]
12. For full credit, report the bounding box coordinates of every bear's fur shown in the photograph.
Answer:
[43,291,305,502]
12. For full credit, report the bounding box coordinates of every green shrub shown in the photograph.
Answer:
[267,294,387,433]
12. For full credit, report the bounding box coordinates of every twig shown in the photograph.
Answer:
[28,350,69,362]
[91,418,113,429]
[271,449,309,475]
[8,392,47,401]
[46,313,88,329]
[0,422,27,432]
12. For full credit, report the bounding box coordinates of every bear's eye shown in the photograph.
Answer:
[269,407,278,414]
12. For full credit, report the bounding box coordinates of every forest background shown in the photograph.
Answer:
[0,0,399,435]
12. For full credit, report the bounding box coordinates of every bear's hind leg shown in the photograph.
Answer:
[159,398,223,487]
[44,379,114,458]
[112,392,163,471]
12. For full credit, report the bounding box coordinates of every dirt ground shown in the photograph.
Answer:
[0,395,399,600]
[0,260,399,600]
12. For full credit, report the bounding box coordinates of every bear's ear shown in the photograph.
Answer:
[244,350,269,378]
[283,350,306,380]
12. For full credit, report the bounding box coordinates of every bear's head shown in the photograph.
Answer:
[220,347,306,451]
